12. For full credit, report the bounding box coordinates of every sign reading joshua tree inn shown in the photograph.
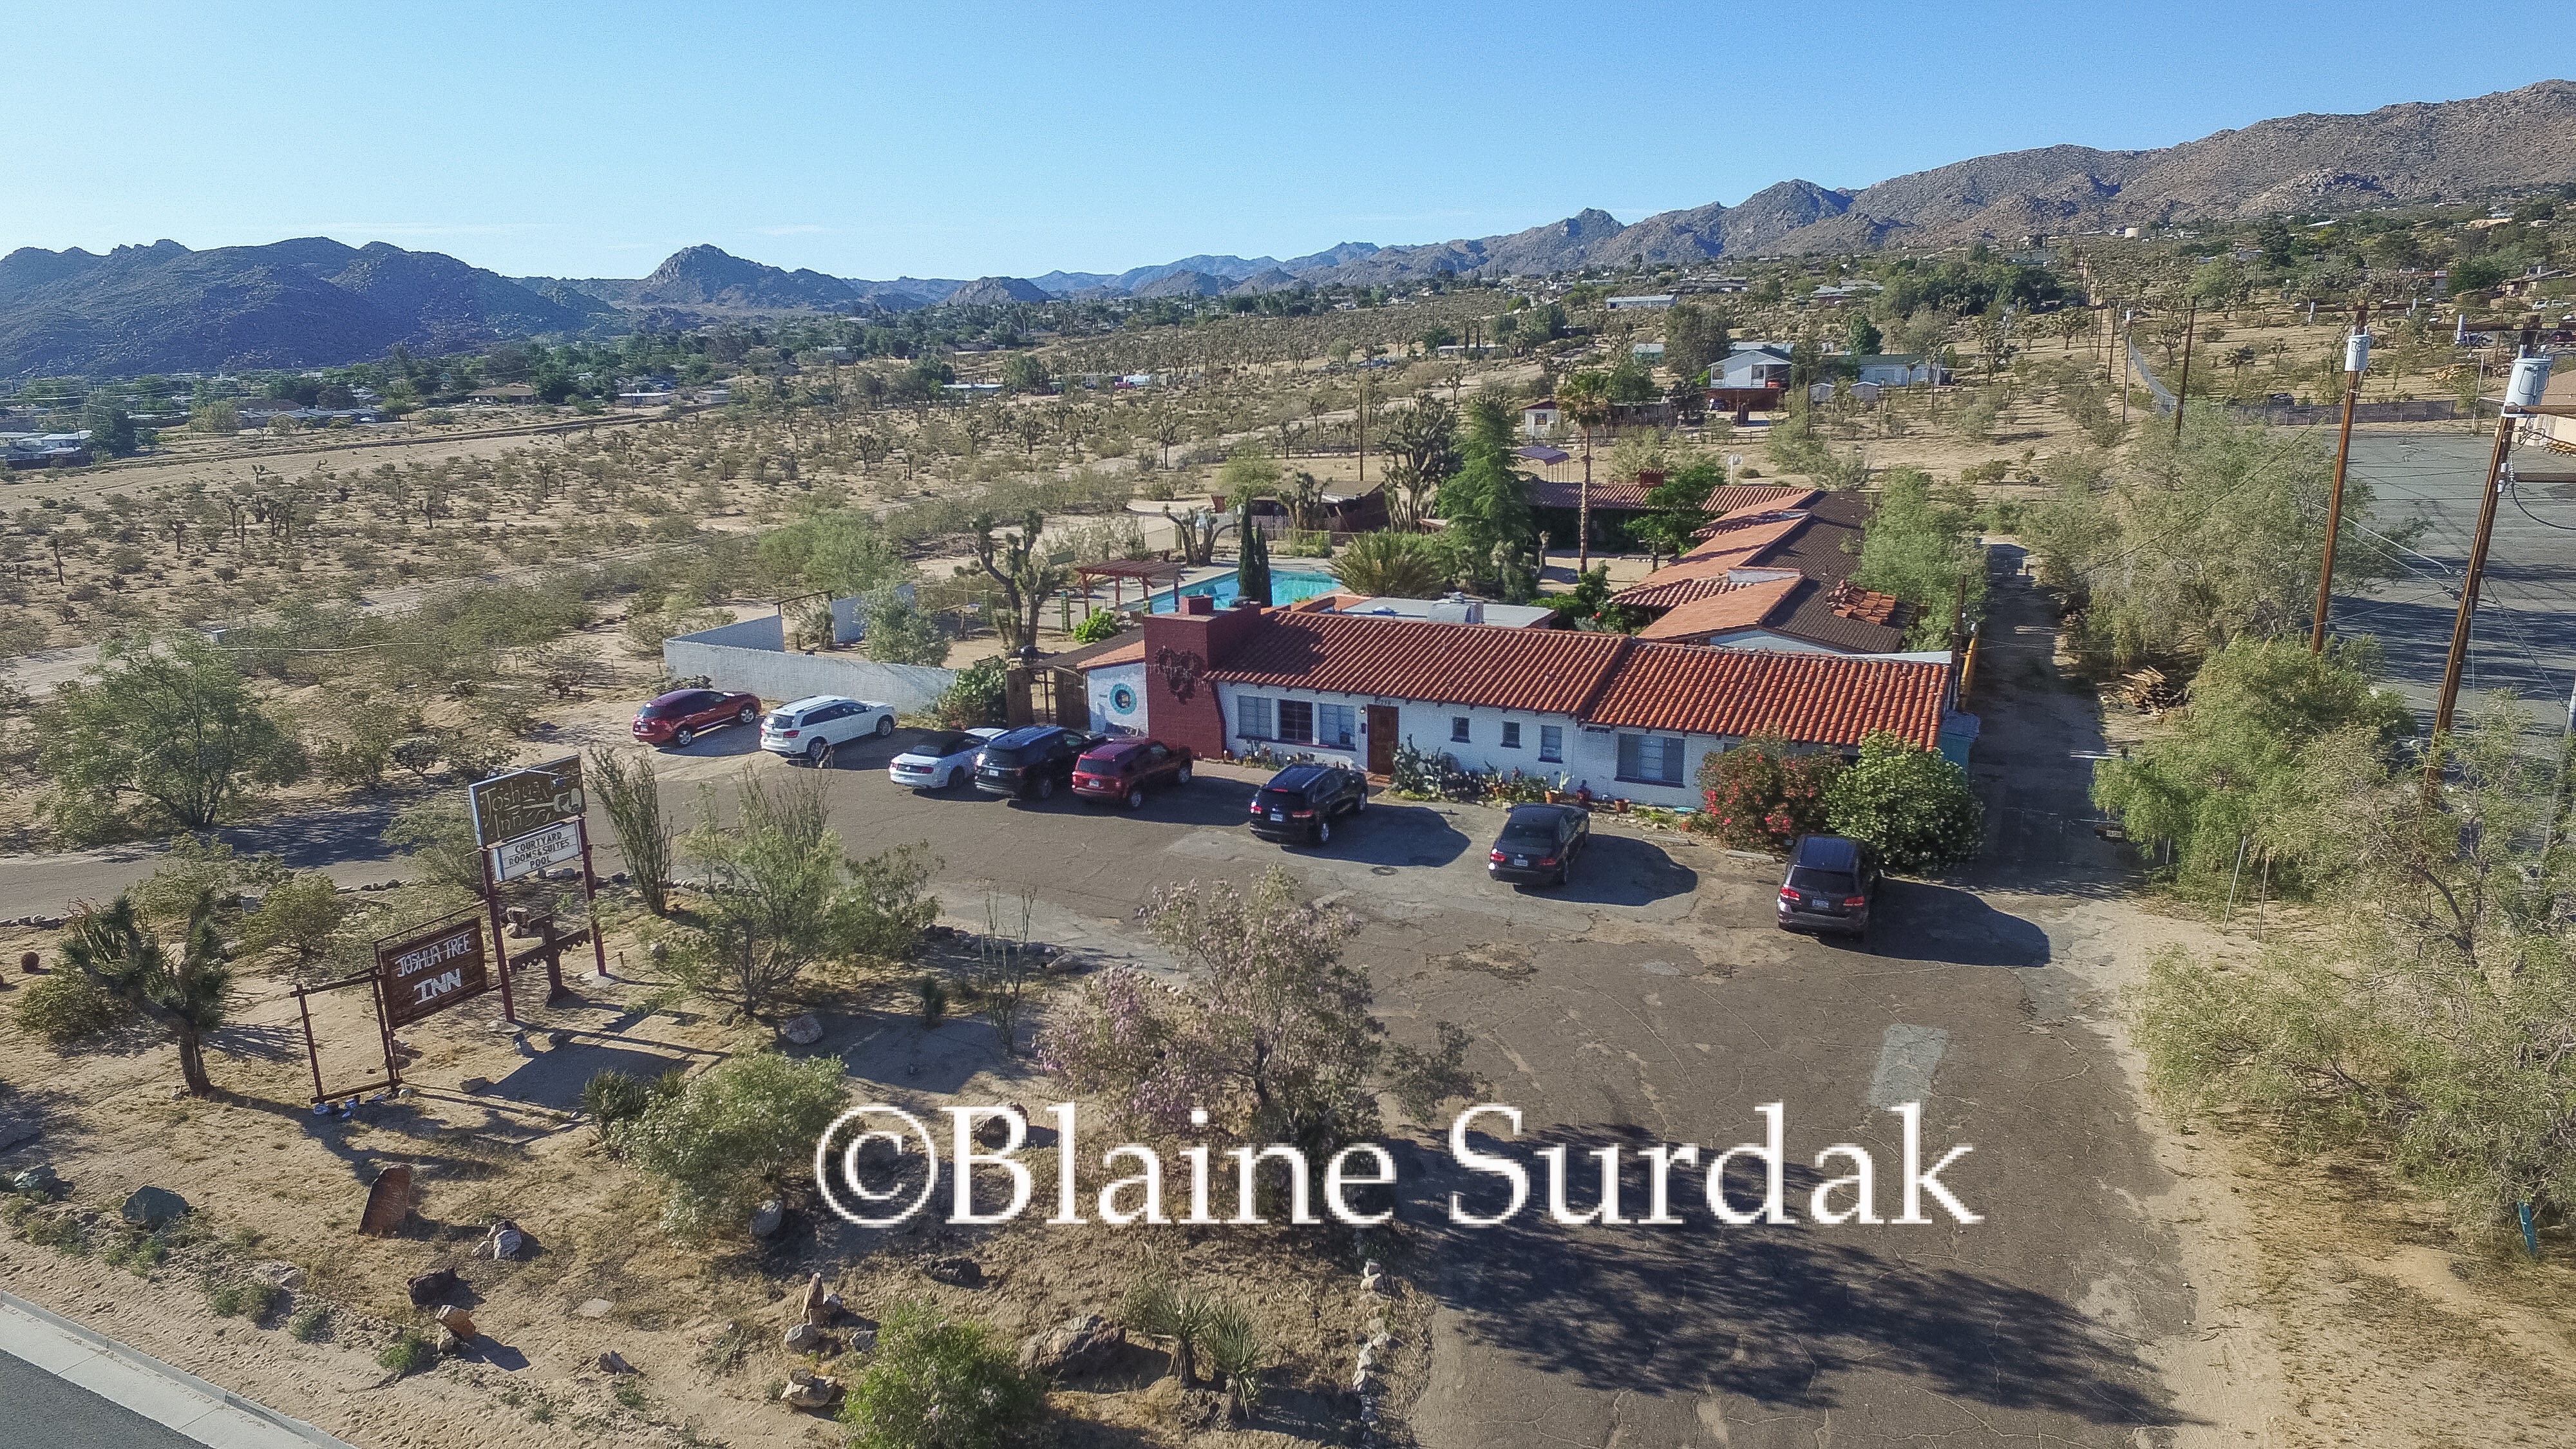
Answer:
[375,916,491,1027]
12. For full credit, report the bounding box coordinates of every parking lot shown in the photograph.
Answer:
[621,615,2202,1448]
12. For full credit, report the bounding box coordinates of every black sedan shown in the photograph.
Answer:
[1486,803,1591,887]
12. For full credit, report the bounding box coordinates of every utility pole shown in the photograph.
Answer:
[2172,298,2197,444]
[2309,301,2369,653]
[2425,336,2552,792]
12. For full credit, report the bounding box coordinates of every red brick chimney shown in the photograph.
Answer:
[1142,603,1261,759]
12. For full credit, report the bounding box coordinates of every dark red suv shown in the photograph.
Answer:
[632,688,762,748]
[1072,738,1194,808]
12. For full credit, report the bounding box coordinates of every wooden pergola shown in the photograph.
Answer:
[1075,559,1188,613]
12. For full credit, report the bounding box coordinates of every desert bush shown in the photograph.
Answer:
[626,1051,846,1237]
[588,747,672,916]
[16,972,129,1044]
[385,797,486,897]
[933,657,1008,729]
[379,1330,433,1375]
[582,1069,652,1141]
[1694,735,1840,853]
[861,587,951,667]
[1204,1299,1266,1413]
[1824,733,1984,873]
[242,873,350,978]
[287,1305,330,1341]
[1070,609,1121,645]
[916,974,949,1027]
[838,1300,1046,1449]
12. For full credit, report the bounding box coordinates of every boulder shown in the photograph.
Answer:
[783,1321,821,1351]
[434,1305,477,1340]
[845,1327,877,1354]
[1017,1314,1126,1376]
[482,1220,525,1260]
[434,1326,463,1356]
[919,1255,983,1288]
[12,1165,61,1197]
[798,1272,835,1323]
[598,1350,634,1375]
[574,1298,614,1319]
[406,1267,459,1307]
[120,1186,189,1228]
[750,1200,784,1238]
[779,1014,823,1046]
[779,1371,842,1411]
[251,1260,307,1291]
[359,1164,414,1236]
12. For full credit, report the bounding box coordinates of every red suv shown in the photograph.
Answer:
[632,688,762,748]
[1072,738,1193,808]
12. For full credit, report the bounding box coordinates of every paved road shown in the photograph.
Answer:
[0,1348,204,1449]
[0,1292,350,1449]
[2336,428,2576,732]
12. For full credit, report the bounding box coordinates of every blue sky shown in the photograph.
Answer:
[14,2,2571,280]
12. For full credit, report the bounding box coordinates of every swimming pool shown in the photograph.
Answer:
[1149,568,1340,612]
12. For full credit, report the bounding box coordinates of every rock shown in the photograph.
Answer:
[598,1350,634,1374]
[120,1186,189,1228]
[574,1298,614,1319]
[779,1371,842,1410]
[798,1272,833,1323]
[845,1327,877,1354]
[251,1260,306,1291]
[919,1255,983,1288]
[482,1220,524,1260]
[779,1013,823,1046]
[435,1304,477,1340]
[12,1165,61,1197]
[783,1321,821,1351]
[434,1326,463,1356]
[406,1267,459,1307]
[359,1164,413,1236]
[973,1106,1027,1148]
[1017,1314,1126,1376]
[17,951,38,973]
[750,1200,784,1238]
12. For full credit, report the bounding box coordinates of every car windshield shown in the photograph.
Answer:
[641,698,687,718]
[1498,820,1558,844]
[981,744,1032,766]
[919,734,972,756]
[1256,783,1308,806]
[1788,868,1855,895]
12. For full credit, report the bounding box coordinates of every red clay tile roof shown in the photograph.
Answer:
[1072,638,1147,668]
[1703,484,1814,515]
[1611,517,1811,601]
[1586,644,1949,748]
[1634,577,1800,641]
[1529,476,1658,511]
[1207,611,1629,714]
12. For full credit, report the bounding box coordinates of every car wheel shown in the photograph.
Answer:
[1126,785,1146,810]
[1036,776,1056,800]
[1314,819,1332,846]
[876,714,895,737]
[674,726,695,747]
[1175,763,1192,784]
[737,704,756,725]
[806,739,827,764]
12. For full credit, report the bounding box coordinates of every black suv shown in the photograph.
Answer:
[1776,835,1882,941]
[1486,803,1591,887]
[1247,763,1367,846]
[973,725,1101,801]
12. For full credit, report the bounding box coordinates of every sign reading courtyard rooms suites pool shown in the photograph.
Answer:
[374,916,491,1027]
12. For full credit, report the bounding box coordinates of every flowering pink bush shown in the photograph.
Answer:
[1694,733,1841,853]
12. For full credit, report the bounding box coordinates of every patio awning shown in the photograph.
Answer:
[1513,444,1571,464]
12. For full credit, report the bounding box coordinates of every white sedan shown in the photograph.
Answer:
[760,695,898,764]
[889,727,1007,790]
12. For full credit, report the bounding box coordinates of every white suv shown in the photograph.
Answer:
[760,695,896,763]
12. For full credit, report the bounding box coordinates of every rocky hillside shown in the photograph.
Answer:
[0,238,605,377]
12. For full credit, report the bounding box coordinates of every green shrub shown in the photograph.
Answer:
[207,1283,247,1316]
[15,972,128,1045]
[582,1070,652,1141]
[624,1052,848,1238]
[1824,732,1984,873]
[612,1379,648,1412]
[288,1305,330,1341]
[933,657,1008,730]
[839,1300,1045,1449]
[916,975,948,1027]
[379,1330,433,1375]
[1070,609,1121,645]
[1203,1300,1265,1412]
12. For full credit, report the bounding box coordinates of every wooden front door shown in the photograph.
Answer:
[1366,706,1399,776]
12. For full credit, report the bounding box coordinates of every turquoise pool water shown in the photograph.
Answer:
[1149,568,1340,612]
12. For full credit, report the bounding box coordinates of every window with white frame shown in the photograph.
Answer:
[1236,696,1274,740]
[1450,716,1471,743]
[1616,732,1685,785]
[1539,724,1564,762]
[1277,699,1314,744]
[1318,703,1354,748]
[1501,721,1522,750]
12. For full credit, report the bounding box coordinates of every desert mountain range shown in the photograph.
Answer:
[5,81,2571,377]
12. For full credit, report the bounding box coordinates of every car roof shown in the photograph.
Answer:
[1790,835,1861,869]
[646,689,706,706]
[1502,804,1575,826]
[779,695,857,712]
[989,724,1064,747]
[1081,737,1148,757]
[1268,762,1340,787]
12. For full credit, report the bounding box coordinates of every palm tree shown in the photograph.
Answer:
[1555,371,1613,571]
[61,889,232,1095]
[1327,531,1444,598]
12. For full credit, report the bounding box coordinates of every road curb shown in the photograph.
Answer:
[0,1288,358,1448]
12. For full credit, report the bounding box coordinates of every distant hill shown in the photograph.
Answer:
[0,237,602,377]
[944,276,1054,306]
[1129,269,1229,299]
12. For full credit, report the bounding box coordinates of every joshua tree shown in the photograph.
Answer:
[61,889,232,1095]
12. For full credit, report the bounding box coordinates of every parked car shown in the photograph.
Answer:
[758,694,898,763]
[888,727,1007,790]
[1072,738,1195,808]
[972,724,1102,801]
[1776,835,1882,940]
[1247,762,1368,846]
[1486,803,1591,887]
[632,688,762,748]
